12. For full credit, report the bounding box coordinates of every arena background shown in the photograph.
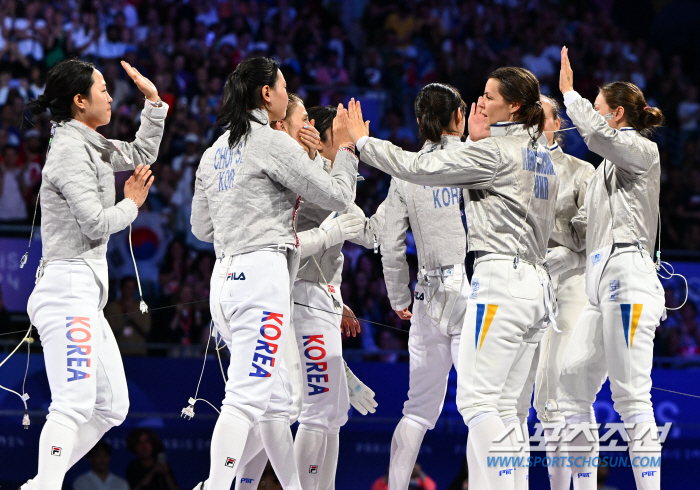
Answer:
[1,0,700,488]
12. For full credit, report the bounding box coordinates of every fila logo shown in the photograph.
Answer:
[240,478,255,483]
[225,457,236,468]
[309,465,318,474]
[499,469,513,476]
[642,471,657,477]
[578,473,591,478]
[51,446,62,456]
[226,272,246,281]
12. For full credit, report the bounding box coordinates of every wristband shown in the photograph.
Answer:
[126,197,139,215]
[144,97,162,108]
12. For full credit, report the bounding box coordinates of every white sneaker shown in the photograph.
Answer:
[192,482,206,490]
[19,480,35,490]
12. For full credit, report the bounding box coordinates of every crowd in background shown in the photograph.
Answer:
[1,0,699,359]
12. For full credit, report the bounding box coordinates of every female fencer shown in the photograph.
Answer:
[224,96,380,490]
[557,47,665,490]
[338,66,559,490]
[515,95,595,489]
[22,58,167,490]
[379,83,469,489]
[189,57,358,490]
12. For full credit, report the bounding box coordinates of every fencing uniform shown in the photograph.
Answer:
[556,92,665,490]
[358,122,558,490]
[379,134,468,490]
[515,143,594,489]
[26,102,168,490]
[290,154,382,490]
[190,110,358,490]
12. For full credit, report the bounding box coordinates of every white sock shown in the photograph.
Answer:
[207,406,252,490]
[295,425,327,490]
[66,413,112,469]
[389,417,427,490]
[318,429,339,490]
[260,419,302,490]
[625,415,661,490]
[468,413,514,490]
[503,417,529,490]
[566,415,598,490]
[35,413,78,490]
[467,435,487,490]
[236,448,269,490]
[236,424,267,490]
[544,426,572,490]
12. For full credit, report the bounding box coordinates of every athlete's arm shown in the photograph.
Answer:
[380,180,413,312]
[191,160,214,243]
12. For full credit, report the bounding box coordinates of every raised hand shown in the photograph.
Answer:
[121,60,159,102]
[560,46,574,94]
[467,96,490,142]
[346,98,370,144]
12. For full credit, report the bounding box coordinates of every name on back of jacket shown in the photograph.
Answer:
[426,186,461,209]
[521,148,555,200]
[214,142,242,192]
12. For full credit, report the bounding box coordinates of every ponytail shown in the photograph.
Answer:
[217,57,280,148]
[414,83,464,143]
[599,81,664,135]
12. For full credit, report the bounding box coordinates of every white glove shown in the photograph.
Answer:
[321,213,364,248]
[545,246,583,277]
[345,364,377,415]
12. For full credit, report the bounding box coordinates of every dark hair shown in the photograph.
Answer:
[87,439,112,458]
[414,83,465,143]
[26,59,96,122]
[217,57,280,147]
[271,93,303,128]
[488,67,545,138]
[541,95,568,145]
[599,81,663,135]
[307,105,337,143]
[126,428,164,455]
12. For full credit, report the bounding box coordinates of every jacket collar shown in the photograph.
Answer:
[59,119,117,152]
[489,121,549,148]
[440,133,462,146]
[249,108,270,127]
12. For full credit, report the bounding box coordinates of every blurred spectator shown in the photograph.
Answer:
[371,463,436,490]
[597,465,620,490]
[126,428,179,490]
[678,86,700,144]
[73,439,129,490]
[446,458,469,490]
[0,145,28,221]
[104,276,152,356]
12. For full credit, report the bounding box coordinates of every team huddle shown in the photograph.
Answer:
[21,46,666,490]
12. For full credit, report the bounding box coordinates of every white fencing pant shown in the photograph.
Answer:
[292,280,349,490]
[29,260,129,488]
[205,248,298,488]
[559,250,665,422]
[515,267,587,489]
[558,250,665,490]
[457,256,550,490]
[388,272,467,490]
